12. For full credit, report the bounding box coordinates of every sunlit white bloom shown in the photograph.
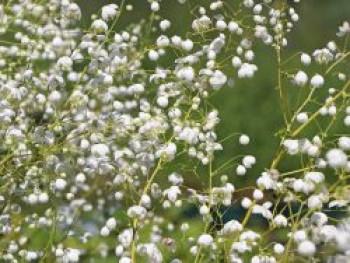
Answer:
[197,234,213,246]
[127,206,147,219]
[238,63,258,78]
[101,4,118,21]
[242,155,256,168]
[326,148,348,168]
[176,67,195,81]
[236,165,247,176]
[297,240,316,257]
[294,230,307,242]
[159,19,171,31]
[257,172,276,190]
[209,70,227,89]
[55,178,67,191]
[273,243,285,254]
[338,136,350,150]
[313,49,333,64]
[137,244,163,263]
[57,56,73,70]
[296,112,308,123]
[273,214,288,228]
[308,195,323,209]
[310,74,324,88]
[150,2,160,12]
[91,19,108,32]
[337,21,350,37]
[239,134,250,145]
[221,220,243,236]
[293,71,308,86]
[300,53,311,65]
[91,144,110,157]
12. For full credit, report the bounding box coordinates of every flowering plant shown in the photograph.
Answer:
[0,0,349,262]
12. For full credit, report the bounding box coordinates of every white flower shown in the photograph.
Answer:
[294,230,307,242]
[181,39,194,51]
[66,249,80,262]
[273,243,285,254]
[239,134,250,145]
[137,244,162,263]
[338,136,350,150]
[307,195,323,209]
[157,96,168,108]
[256,172,276,190]
[221,220,243,236]
[199,205,210,215]
[283,139,299,155]
[57,56,73,70]
[296,112,308,123]
[337,21,350,37]
[48,90,62,103]
[101,4,118,21]
[176,67,195,81]
[231,241,252,253]
[242,155,256,168]
[159,19,171,31]
[101,226,110,236]
[127,206,147,219]
[197,234,213,246]
[238,63,258,78]
[304,172,324,184]
[240,230,260,242]
[150,2,160,12]
[297,240,316,257]
[236,165,246,176]
[313,49,333,64]
[345,116,350,126]
[106,218,117,230]
[209,70,227,89]
[27,194,38,205]
[119,257,131,263]
[310,74,324,88]
[326,148,348,168]
[300,53,311,65]
[319,225,337,242]
[91,19,108,32]
[118,229,133,247]
[148,50,159,61]
[293,71,308,86]
[216,20,227,30]
[232,56,242,68]
[163,186,181,202]
[168,173,183,185]
[273,214,288,227]
[55,178,67,191]
[192,15,211,31]
[38,192,49,203]
[253,189,264,200]
[91,144,110,157]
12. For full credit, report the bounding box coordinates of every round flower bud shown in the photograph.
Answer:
[297,240,316,257]
[310,74,324,88]
[157,96,169,108]
[239,134,250,145]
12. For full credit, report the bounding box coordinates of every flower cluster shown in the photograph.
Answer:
[0,0,349,262]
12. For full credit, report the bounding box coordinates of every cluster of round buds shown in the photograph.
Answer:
[0,0,349,262]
